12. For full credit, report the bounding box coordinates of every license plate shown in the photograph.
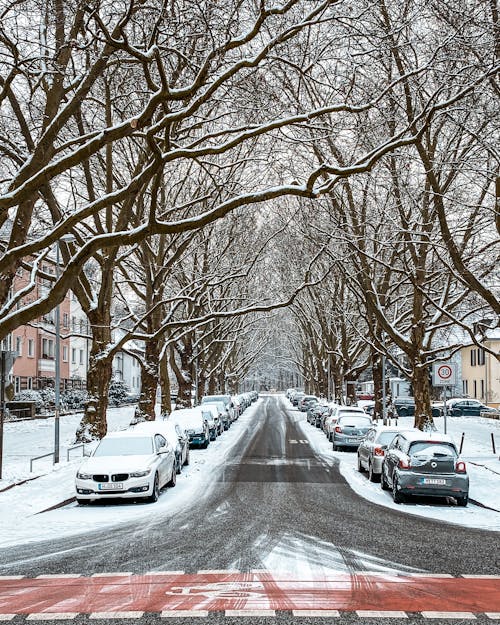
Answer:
[98,482,124,490]
[347,438,359,443]
[422,478,446,485]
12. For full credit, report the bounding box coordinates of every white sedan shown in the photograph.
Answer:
[75,430,176,505]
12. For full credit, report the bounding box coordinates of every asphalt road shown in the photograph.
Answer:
[0,394,499,624]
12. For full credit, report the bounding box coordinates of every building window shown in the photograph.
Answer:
[71,348,76,364]
[63,313,69,328]
[27,377,33,390]
[478,349,485,366]
[28,339,34,358]
[463,380,468,395]
[42,338,55,359]
[470,350,477,366]
[481,379,485,400]
[14,376,21,393]
[63,346,68,362]
[79,349,84,365]
[15,336,22,356]
[473,380,477,398]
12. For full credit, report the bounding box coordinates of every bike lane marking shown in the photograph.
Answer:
[0,572,499,615]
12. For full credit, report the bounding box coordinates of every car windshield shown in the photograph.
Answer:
[409,441,457,457]
[339,416,371,426]
[376,431,399,445]
[93,437,154,457]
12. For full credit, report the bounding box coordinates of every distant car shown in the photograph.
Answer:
[325,406,366,442]
[393,397,442,418]
[75,430,176,505]
[291,391,305,407]
[446,398,497,417]
[357,426,400,482]
[200,403,224,436]
[381,430,469,506]
[201,400,231,430]
[132,419,190,474]
[298,395,318,412]
[332,413,372,451]
[201,395,235,421]
[172,408,211,448]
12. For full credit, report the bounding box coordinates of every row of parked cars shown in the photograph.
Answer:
[287,388,470,507]
[75,391,259,505]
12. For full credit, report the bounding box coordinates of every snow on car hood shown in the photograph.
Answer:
[78,454,156,474]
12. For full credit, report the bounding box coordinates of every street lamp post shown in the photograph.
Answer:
[54,234,76,464]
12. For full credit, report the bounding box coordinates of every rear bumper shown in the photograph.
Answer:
[398,472,469,497]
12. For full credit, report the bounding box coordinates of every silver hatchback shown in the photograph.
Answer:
[332,414,372,451]
[357,426,400,482]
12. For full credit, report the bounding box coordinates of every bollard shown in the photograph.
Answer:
[459,432,465,454]
[492,432,496,455]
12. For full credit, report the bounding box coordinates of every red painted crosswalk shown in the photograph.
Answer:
[0,572,499,617]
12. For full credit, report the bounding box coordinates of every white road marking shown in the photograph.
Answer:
[0,576,24,580]
[290,440,298,444]
[485,614,500,619]
[161,610,208,618]
[356,611,408,618]
[461,575,500,579]
[90,572,132,577]
[89,612,143,619]
[145,571,185,576]
[27,614,78,620]
[408,573,455,578]
[0,616,15,621]
[197,569,240,574]
[35,574,81,579]
[422,612,476,619]
[292,610,340,617]
[225,610,276,617]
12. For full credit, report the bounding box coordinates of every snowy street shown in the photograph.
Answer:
[0,395,499,624]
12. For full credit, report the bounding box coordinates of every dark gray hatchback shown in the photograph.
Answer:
[332,414,372,451]
[381,430,469,506]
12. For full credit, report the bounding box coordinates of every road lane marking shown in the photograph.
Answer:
[357,611,408,618]
[145,571,185,576]
[485,614,500,619]
[90,572,132,577]
[422,612,476,619]
[36,574,81,579]
[225,610,275,617]
[0,576,24,580]
[197,570,240,574]
[161,611,208,618]
[292,610,340,617]
[0,616,15,621]
[89,612,144,619]
[27,614,78,620]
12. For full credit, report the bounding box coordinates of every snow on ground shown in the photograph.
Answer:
[0,402,261,550]
[295,402,500,532]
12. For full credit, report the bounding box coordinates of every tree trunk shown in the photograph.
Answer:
[159,353,172,415]
[171,342,193,408]
[413,362,433,430]
[138,338,160,420]
[75,319,112,442]
[372,349,383,421]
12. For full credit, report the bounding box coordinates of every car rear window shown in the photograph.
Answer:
[376,431,399,445]
[409,441,457,457]
[338,416,371,426]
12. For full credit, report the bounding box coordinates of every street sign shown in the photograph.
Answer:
[432,363,457,386]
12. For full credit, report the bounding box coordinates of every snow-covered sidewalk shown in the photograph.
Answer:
[297,407,500,532]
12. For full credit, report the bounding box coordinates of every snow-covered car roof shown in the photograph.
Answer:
[171,408,206,428]
[397,429,456,444]
[131,419,181,448]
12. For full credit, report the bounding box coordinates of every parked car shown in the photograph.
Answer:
[291,391,305,406]
[172,408,211,448]
[393,397,442,418]
[332,413,372,451]
[381,430,469,506]
[357,426,400,482]
[201,400,231,430]
[200,403,224,436]
[75,430,176,505]
[325,406,366,441]
[298,395,318,412]
[446,398,497,417]
[132,419,189,475]
[201,395,235,422]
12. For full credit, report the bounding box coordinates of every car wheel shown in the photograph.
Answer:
[380,468,389,491]
[147,473,160,503]
[392,475,405,504]
[456,495,468,507]
[176,456,182,475]
[168,466,176,487]
[368,462,379,483]
[357,455,365,472]
[183,449,190,466]
[76,498,89,506]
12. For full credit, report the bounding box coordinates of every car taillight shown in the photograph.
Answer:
[335,426,342,433]
[398,458,411,469]
[374,447,385,457]
[455,461,467,473]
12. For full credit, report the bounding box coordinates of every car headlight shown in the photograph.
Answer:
[76,472,92,480]
[130,469,152,478]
